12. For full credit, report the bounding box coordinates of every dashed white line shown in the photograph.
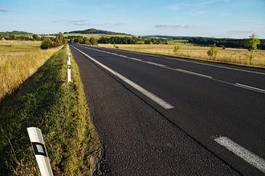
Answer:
[79,45,265,95]
[215,136,265,173]
[83,45,265,76]
[164,57,265,76]
[235,83,265,94]
[73,46,174,110]
[145,61,166,67]
[81,45,213,79]
[174,68,213,79]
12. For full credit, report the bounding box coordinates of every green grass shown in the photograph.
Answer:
[0,46,101,175]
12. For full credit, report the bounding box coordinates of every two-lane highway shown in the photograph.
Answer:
[71,44,265,176]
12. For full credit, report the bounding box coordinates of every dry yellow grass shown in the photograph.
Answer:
[0,40,60,100]
[99,44,265,68]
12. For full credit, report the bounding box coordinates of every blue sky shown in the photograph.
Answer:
[0,0,264,38]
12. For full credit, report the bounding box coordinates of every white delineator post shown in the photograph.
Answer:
[67,49,72,82]
[27,127,54,176]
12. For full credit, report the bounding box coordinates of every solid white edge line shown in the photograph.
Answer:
[72,46,174,110]
[235,83,265,94]
[215,136,265,173]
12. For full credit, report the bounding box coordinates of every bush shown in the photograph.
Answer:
[173,45,181,54]
[245,34,260,64]
[53,32,66,47]
[207,44,218,59]
[32,34,41,41]
[89,37,97,45]
[40,38,53,49]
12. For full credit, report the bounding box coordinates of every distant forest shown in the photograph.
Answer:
[144,35,265,50]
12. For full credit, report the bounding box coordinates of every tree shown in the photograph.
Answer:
[144,40,151,44]
[89,37,97,45]
[32,34,41,41]
[207,44,218,59]
[40,38,53,49]
[246,34,260,51]
[54,32,66,46]
[246,34,260,64]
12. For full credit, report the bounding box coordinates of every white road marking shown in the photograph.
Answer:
[235,83,265,94]
[81,46,213,79]
[164,57,265,76]
[173,68,213,79]
[145,61,166,67]
[83,45,265,76]
[128,57,143,62]
[128,51,265,76]
[79,45,265,94]
[215,136,265,173]
[72,46,174,110]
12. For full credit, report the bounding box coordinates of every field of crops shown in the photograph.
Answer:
[100,44,265,68]
[0,40,60,100]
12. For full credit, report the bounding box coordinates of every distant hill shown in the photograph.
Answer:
[66,28,128,35]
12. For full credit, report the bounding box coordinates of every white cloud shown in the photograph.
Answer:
[167,0,230,14]
[0,7,9,12]
[154,24,193,29]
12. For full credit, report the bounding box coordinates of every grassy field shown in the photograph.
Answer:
[99,44,265,68]
[0,40,61,101]
[0,46,101,175]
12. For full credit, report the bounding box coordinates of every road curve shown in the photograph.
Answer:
[70,44,265,176]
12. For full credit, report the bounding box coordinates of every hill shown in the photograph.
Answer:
[66,28,127,35]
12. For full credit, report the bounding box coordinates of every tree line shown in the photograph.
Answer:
[171,36,265,50]
[1,31,264,50]
[40,32,66,49]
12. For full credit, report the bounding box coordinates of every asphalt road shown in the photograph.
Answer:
[70,44,265,176]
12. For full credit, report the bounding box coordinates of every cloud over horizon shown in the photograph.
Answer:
[0,7,9,12]
[154,24,194,29]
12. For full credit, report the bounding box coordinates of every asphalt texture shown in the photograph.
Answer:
[70,44,265,176]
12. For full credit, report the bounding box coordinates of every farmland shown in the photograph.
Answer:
[99,43,265,68]
[0,40,60,100]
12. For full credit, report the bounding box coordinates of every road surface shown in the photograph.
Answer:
[70,44,265,176]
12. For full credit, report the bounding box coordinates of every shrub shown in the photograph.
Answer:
[53,32,66,47]
[173,45,181,54]
[246,34,260,51]
[246,34,260,64]
[32,34,41,41]
[89,37,97,45]
[207,44,218,59]
[40,38,53,49]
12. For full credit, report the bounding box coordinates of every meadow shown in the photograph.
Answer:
[99,43,265,68]
[0,40,60,100]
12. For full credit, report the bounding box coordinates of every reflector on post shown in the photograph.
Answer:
[27,127,54,176]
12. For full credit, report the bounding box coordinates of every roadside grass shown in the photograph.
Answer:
[99,44,265,68]
[0,40,60,101]
[0,46,101,175]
